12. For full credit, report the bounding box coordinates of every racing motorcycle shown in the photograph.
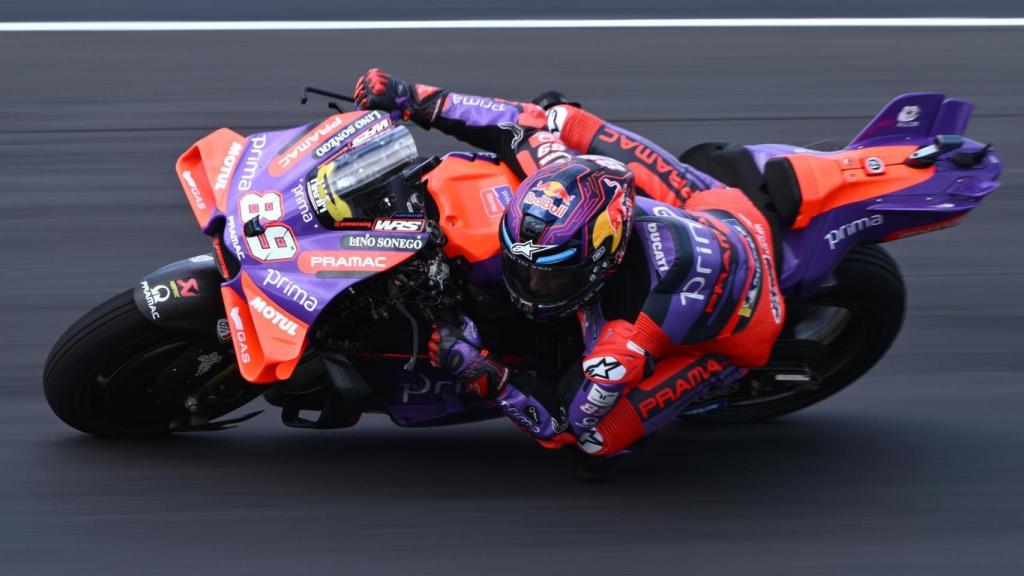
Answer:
[44,89,1001,441]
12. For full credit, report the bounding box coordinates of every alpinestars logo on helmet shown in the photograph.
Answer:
[510,240,556,260]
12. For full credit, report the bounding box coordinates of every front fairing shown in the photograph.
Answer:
[178,112,428,383]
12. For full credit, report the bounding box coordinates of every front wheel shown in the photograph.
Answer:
[685,245,906,423]
[43,290,255,436]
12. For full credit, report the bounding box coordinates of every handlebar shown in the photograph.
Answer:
[300,86,355,113]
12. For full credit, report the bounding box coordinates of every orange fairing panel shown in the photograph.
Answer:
[222,272,309,384]
[175,128,247,230]
[787,146,935,229]
[426,155,521,263]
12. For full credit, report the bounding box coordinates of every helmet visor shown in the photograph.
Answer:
[502,250,596,305]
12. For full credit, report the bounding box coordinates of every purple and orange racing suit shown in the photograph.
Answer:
[410,86,786,455]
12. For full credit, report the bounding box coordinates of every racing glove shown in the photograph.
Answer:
[429,315,509,399]
[353,68,443,128]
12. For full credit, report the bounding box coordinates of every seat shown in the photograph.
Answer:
[679,142,764,200]
[679,142,801,230]
[762,157,802,229]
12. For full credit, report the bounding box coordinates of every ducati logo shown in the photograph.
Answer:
[510,240,556,260]
[897,105,921,123]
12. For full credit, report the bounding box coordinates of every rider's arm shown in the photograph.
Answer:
[561,202,771,440]
[545,104,725,206]
[353,69,573,178]
[421,91,578,178]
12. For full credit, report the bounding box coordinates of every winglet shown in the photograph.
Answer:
[847,93,973,148]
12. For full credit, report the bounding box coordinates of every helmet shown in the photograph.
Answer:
[500,155,635,321]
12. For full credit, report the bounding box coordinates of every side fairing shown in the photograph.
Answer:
[176,113,427,383]
[426,153,521,269]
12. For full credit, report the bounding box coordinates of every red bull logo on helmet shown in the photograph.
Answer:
[523,180,573,218]
[592,177,631,253]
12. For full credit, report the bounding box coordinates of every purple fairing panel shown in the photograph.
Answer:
[213,112,429,326]
[791,156,999,294]
[744,142,1000,297]
[736,93,1001,296]
[849,93,973,148]
[354,359,500,427]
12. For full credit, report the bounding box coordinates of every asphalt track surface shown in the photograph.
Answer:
[1,25,1023,576]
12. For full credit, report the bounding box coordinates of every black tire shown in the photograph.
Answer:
[43,290,231,436]
[686,245,905,423]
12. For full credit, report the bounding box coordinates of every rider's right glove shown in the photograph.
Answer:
[353,68,442,128]
[428,315,509,399]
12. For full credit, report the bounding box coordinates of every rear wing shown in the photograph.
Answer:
[848,93,973,148]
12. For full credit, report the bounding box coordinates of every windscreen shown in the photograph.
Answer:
[304,124,418,227]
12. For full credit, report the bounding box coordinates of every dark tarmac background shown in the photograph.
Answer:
[1,3,1023,574]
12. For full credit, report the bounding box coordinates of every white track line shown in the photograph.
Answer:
[1,18,1024,32]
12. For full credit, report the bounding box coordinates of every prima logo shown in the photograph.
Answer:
[263,268,318,312]
[451,94,507,111]
[237,133,267,192]
[679,218,715,306]
[825,215,884,250]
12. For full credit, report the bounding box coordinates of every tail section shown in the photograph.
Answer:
[848,93,973,148]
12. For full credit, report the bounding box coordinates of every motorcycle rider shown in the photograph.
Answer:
[354,69,785,456]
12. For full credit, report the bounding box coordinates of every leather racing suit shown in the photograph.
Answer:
[374,79,786,456]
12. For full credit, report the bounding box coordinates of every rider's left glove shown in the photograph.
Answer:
[429,315,509,399]
[353,68,441,127]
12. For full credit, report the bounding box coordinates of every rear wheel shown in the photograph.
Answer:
[685,245,905,423]
[43,290,253,436]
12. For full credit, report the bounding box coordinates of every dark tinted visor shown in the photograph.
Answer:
[502,250,595,304]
